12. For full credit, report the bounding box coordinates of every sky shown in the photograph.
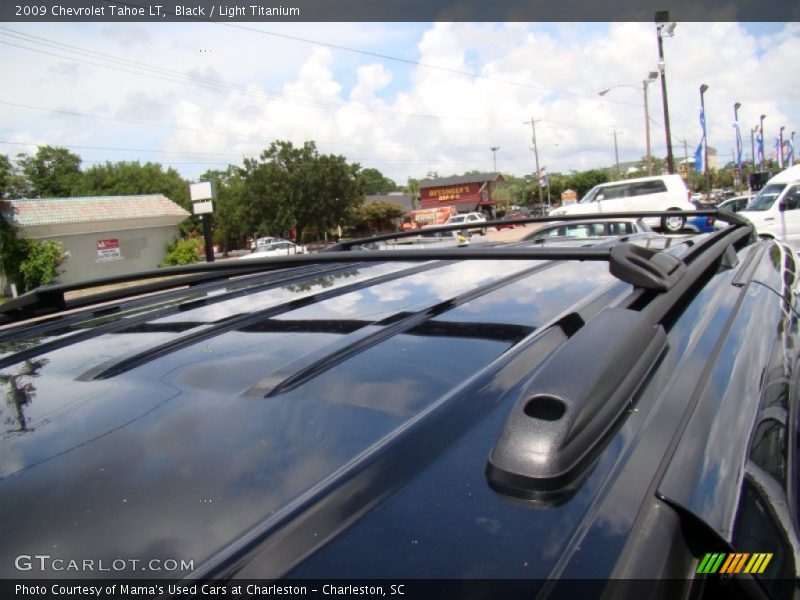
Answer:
[1,20,798,186]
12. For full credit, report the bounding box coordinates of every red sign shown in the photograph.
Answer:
[419,182,492,209]
[96,238,122,261]
[96,239,119,250]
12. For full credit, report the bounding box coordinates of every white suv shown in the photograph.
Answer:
[739,164,800,253]
[550,174,694,232]
[445,212,487,233]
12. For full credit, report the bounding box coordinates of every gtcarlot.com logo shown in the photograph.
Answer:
[14,554,194,573]
[696,553,773,575]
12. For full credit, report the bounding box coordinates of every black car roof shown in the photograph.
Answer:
[1,211,786,584]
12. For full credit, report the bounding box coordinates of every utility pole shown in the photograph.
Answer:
[734,102,741,189]
[656,13,676,174]
[643,77,654,175]
[524,118,543,205]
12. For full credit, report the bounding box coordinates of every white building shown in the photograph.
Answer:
[3,194,190,285]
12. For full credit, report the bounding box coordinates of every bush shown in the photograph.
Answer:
[0,218,66,293]
[18,239,66,291]
[161,237,203,267]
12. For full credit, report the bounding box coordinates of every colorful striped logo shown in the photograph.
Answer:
[696,553,773,575]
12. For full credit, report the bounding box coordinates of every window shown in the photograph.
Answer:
[629,180,667,195]
[781,186,800,211]
[600,184,630,200]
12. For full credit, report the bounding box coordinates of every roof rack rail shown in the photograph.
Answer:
[327,209,749,251]
[485,224,752,500]
[0,212,753,326]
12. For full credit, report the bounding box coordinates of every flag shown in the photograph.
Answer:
[695,142,705,174]
[699,108,707,140]
[774,137,783,168]
[787,138,795,166]
[732,122,743,169]
[696,108,706,173]
[538,167,549,188]
[782,140,791,166]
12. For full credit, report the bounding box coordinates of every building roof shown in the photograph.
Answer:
[419,172,505,189]
[365,194,415,212]
[3,194,190,227]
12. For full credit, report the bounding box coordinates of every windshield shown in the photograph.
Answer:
[579,187,600,204]
[745,184,786,212]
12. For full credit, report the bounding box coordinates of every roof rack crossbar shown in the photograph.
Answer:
[330,210,749,250]
[82,260,457,381]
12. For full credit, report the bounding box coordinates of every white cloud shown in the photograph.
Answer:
[1,21,798,184]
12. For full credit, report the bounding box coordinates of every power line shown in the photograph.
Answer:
[0,23,633,121]
[0,30,485,124]
[0,140,248,157]
[1,26,651,147]
[82,1,643,107]
[0,139,538,167]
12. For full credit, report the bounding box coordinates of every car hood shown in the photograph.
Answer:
[738,210,778,232]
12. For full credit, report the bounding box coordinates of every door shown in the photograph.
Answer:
[595,182,630,214]
[778,184,800,251]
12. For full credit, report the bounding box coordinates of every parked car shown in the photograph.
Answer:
[251,236,289,249]
[550,174,694,233]
[495,215,518,230]
[739,164,800,252]
[445,211,487,233]
[362,225,474,249]
[684,201,716,233]
[718,195,753,214]
[240,240,306,259]
[1,210,798,597]
[521,217,652,242]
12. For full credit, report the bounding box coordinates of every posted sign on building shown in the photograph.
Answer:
[96,238,122,262]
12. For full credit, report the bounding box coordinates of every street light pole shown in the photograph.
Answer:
[490,146,500,172]
[760,114,766,172]
[598,73,657,175]
[613,129,620,178]
[751,126,757,176]
[656,12,676,174]
[734,102,741,188]
[524,118,543,205]
[700,84,710,199]
[643,73,658,175]
[779,127,785,169]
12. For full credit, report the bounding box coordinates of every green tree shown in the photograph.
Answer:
[357,168,398,195]
[627,156,668,179]
[404,178,421,209]
[16,146,82,198]
[353,200,405,233]
[0,155,26,199]
[75,160,194,234]
[76,160,191,210]
[199,166,248,255]
[564,169,611,198]
[243,141,362,244]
